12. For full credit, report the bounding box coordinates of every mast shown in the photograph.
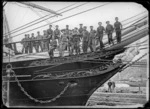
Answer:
[19,2,62,16]
[3,9,12,44]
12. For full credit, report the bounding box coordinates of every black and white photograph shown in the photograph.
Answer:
[2,1,149,108]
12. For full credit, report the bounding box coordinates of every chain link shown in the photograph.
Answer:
[10,69,70,104]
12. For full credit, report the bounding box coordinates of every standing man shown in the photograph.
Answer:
[48,36,57,59]
[106,21,114,46]
[78,24,84,40]
[114,17,122,43]
[59,30,68,57]
[89,26,96,52]
[30,33,36,53]
[72,27,80,55]
[36,31,43,52]
[107,80,112,93]
[35,31,40,53]
[54,25,61,46]
[27,34,32,53]
[97,22,105,49]
[47,25,53,50]
[111,81,116,93]
[68,30,74,55]
[47,25,53,41]
[82,26,89,53]
[21,34,28,53]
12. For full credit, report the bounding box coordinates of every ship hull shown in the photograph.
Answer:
[4,64,121,106]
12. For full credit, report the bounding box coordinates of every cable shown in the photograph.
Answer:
[5,2,89,36]
[8,3,112,38]
[123,15,147,27]
[11,2,78,33]
[3,2,83,36]
[120,11,147,23]
[15,2,30,8]
[121,16,147,30]
[30,7,50,24]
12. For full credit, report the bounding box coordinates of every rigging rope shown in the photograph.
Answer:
[6,2,78,35]
[119,11,147,24]
[5,3,111,38]
[4,2,88,36]
[122,15,147,29]
[14,2,30,8]
[30,7,50,24]
[7,7,147,39]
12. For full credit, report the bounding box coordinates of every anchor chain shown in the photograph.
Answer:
[9,68,70,104]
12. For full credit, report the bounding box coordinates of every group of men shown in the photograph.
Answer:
[21,17,122,58]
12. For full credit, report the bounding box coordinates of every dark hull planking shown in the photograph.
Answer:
[3,63,121,106]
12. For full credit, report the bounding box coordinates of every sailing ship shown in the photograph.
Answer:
[2,2,148,107]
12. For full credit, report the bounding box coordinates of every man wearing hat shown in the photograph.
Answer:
[89,26,96,52]
[47,25,53,40]
[27,34,32,53]
[68,30,74,55]
[30,33,36,53]
[114,17,122,43]
[47,25,53,50]
[48,36,57,59]
[35,31,43,52]
[106,21,114,46]
[59,30,68,57]
[79,24,84,40]
[21,34,28,53]
[82,26,89,53]
[97,22,105,49]
[72,27,80,55]
[54,25,61,46]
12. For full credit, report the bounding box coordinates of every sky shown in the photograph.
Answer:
[3,2,149,60]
